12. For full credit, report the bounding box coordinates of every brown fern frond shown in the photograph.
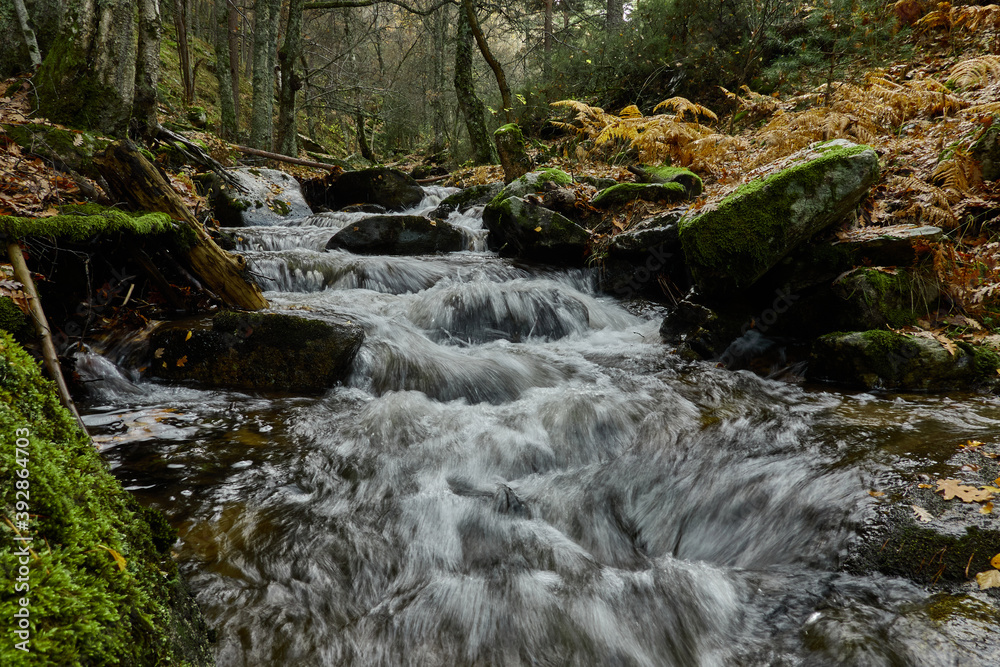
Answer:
[595,121,640,146]
[966,102,1000,115]
[721,85,783,117]
[949,56,1000,90]
[931,149,982,195]
[914,6,953,33]
[682,134,751,174]
[653,97,718,123]
[889,175,958,227]
[952,4,1000,31]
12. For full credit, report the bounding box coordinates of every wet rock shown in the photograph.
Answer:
[483,196,591,265]
[431,183,502,219]
[592,182,687,207]
[494,123,533,183]
[149,312,364,392]
[599,213,686,297]
[831,266,942,330]
[680,140,880,295]
[328,167,424,211]
[838,224,944,267]
[659,300,744,360]
[325,215,468,255]
[973,124,1000,181]
[847,443,1000,585]
[206,167,313,227]
[339,203,387,214]
[484,168,574,214]
[632,165,703,198]
[809,330,1000,391]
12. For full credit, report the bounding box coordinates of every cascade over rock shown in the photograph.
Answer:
[326,215,469,255]
[206,167,313,227]
[483,196,591,264]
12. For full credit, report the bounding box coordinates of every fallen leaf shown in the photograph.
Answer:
[911,505,933,522]
[869,490,885,497]
[991,553,1000,569]
[154,348,165,358]
[534,226,542,232]
[981,502,994,515]
[936,478,995,503]
[97,545,127,572]
[176,355,187,367]
[962,440,984,448]
[976,569,1000,590]
[917,483,934,489]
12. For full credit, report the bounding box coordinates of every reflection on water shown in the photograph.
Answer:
[80,189,1000,666]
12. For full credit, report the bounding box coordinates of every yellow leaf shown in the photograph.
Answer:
[176,355,187,368]
[534,226,542,232]
[976,569,1000,589]
[869,490,885,497]
[981,502,994,515]
[185,330,192,341]
[97,545,127,572]
[991,553,1000,569]
[917,483,934,489]
[936,478,995,503]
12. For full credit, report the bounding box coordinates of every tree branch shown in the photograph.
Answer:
[304,0,453,16]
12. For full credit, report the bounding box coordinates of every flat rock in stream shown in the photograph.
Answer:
[149,312,363,392]
[326,215,468,255]
[206,167,313,227]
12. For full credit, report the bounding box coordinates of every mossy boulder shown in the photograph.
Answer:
[186,106,208,129]
[973,124,1000,181]
[592,182,687,207]
[0,332,214,666]
[431,183,502,219]
[831,266,941,330]
[484,168,574,214]
[327,167,424,212]
[205,167,313,227]
[494,123,533,184]
[680,141,880,295]
[148,311,364,392]
[809,330,1000,391]
[634,165,703,198]
[325,215,468,255]
[484,197,591,265]
[1,122,111,177]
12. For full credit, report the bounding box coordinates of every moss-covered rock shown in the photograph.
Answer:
[635,165,703,198]
[205,168,313,227]
[0,332,214,666]
[431,183,502,219]
[326,215,468,255]
[149,312,364,392]
[679,141,880,295]
[809,330,1000,391]
[831,266,941,330]
[1,123,111,177]
[484,168,574,213]
[484,196,591,265]
[591,182,687,207]
[327,167,424,212]
[494,123,533,184]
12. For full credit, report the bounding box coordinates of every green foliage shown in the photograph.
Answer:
[0,332,210,665]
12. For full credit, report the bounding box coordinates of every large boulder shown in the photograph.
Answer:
[598,212,687,297]
[809,330,1000,391]
[329,167,424,211]
[325,215,468,255]
[591,182,686,207]
[207,167,313,227]
[494,123,533,183]
[484,196,591,264]
[149,312,364,392]
[830,266,941,330]
[680,140,880,296]
[484,168,574,214]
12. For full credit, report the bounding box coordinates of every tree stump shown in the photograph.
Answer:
[495,123,532,184]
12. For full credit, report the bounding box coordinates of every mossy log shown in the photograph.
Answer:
[94,141,268,310]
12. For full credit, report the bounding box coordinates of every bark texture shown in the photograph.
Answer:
[276,0,304,156]
[133,0,162,139]
[215,0,238,140]
[454,17,498,165]
[249,0,280,149]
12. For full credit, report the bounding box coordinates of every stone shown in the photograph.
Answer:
[186,106,207,129]
[592,182,687,207]
[494,123,533,183]
[679,140,880,295]
[634,165,703,198]
[808,330,1000,391]
[973,124,1000,181]
[484,196,591,265]
[326,215,468,255]
[431,183,502,219]
[837,224,944,267]
[484,168,574,214]
[328,167,424,211]
[830,266,941,330]
[149,312,364,392]
[598,213,686,297]
[206,167,313,227]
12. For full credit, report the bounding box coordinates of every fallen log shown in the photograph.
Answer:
[94,141,268,310]
[234,145,341,171]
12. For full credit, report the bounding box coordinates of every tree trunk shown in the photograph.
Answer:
[275,0,304,156]
[228,0,241,120]
[606,0,624,29]
[460,0,513,123]
[543,0,552,80]
[355,110,375,162]
[174,0,194,105]
[94,141,268,310]
[35,0,137,136]
[249,0,279,150]
[427,7,448,155]
[133,0,162,140]
[215,0,238,139]
[12,0,42,69]
[454,17,497,165]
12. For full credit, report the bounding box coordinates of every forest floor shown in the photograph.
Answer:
[1,22,999,349]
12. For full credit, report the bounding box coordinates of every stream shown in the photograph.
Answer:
[76,188,1000,666]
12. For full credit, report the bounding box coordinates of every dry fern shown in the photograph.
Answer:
[652,97,719,123]
[888,175,958,227]
[721,85,783,119]
[948,56,1000,90]
[931,148,981,196]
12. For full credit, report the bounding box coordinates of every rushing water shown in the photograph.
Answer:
[77,188,1000,666]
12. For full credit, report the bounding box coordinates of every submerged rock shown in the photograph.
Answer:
[149,312,364,392]
[680,140,880,295]
[809,330,1000,391]
[326,215,468,255]
[207,167,313,227]
[483,196,591,264]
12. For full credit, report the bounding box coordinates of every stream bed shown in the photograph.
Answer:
[78,189,1000,666]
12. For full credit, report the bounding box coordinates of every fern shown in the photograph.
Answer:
[652,97,718,123]
[948,56,1000,90]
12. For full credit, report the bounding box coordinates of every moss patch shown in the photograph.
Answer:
[637,165,703,197]
[0,297,29,340]
[592,182,686,207]
[0,332,214,665]
[486,168,574,210]
[0,204,191,245]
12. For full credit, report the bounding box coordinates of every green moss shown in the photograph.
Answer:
[925,594,1000,624]
[494,123,525,141]
[592,182,686,207]
[0,297,29,340]
[486,169,574,210]
[0,205,186,244]
[971,345,1000,381]
[0,332,213,665]
[638,165,703,197]
[271,199,291,216]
